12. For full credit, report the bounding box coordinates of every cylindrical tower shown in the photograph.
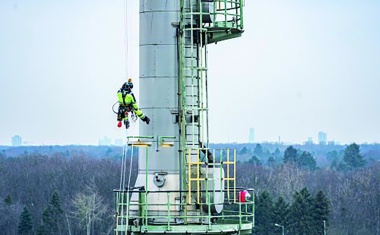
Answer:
[114,1,253,234]
[133,0,185,222]
[139,1,180,171]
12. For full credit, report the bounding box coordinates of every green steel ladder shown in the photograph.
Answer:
[178,0,244,198]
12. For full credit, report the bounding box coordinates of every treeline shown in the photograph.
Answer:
[0,145,124,159]
[254,188,329,235]
[0,144,380,234]
[236,143,380,235]
[215,142,380,167]
[0,151,136,235]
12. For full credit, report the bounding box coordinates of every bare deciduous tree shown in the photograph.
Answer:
[71,179,107,235]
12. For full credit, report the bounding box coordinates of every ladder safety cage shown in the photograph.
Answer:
[179,0,211,196]
[188,0,245,45]
[178,0,244,177]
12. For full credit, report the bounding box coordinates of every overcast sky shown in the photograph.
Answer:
[1,0,379,145]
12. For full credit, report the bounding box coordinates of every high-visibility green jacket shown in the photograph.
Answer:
[117,91,134,105]
[117,90,144,119]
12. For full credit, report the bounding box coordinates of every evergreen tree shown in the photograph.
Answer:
[273,148,281,156]
[342,143,366,169]
[289,188,314,235]
[298,151,318,170]
[37,191,65,235]
[330,159,338,170]
[254,191,274,235]
[283,146,298,165]
[248,155,262,166]
[312,191,330,235]
[18,206,33,235]
[4,195,12,205]
[326,150,339,163]
[254,144,263,156]
[49,191,64,216]
[273,196,289,234]
[239,146,248,155]
[267,156,276,167]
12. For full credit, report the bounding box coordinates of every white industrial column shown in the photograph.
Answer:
[137,1,181,187]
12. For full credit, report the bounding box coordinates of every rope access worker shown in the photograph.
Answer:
[117,78,150,129]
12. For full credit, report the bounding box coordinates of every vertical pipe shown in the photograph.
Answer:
[234,149,237,203]
[197,150,200,203]
[240,0,244,28]
[176,26,183,209]
[224,0,227,25]
[188,149,191,204]
[204,35,209,147]
[227,148,230,196]
[145,147,148,190]
[167,192,171,229]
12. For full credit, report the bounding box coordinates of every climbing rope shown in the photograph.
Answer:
[116,1,135,230]
[118,0,135,197]
[119,141,134,190]
[124,0,131,79]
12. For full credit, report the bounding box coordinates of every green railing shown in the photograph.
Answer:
[114,147,254,234]
[211,0,244,30]
[181,0,244,44]
[114,188,254,233]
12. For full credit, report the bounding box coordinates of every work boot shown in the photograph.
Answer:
[123,120,130,129]
[142,116,150,124]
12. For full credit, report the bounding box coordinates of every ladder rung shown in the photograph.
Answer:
[187,151,199,154]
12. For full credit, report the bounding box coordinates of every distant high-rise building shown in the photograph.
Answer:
[98,136,112,146]
[11,135,22,147]
[328,141,335,145]
[249,128,255,143]
[305,137,313,145]
[318,131,327,145]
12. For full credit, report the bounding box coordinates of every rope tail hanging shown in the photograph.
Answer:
[118,1,136,228]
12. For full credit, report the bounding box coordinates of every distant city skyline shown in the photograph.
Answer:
[98,136,124,146]
[2,130,376,147]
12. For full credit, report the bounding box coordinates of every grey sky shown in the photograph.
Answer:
[1,0,379,145]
